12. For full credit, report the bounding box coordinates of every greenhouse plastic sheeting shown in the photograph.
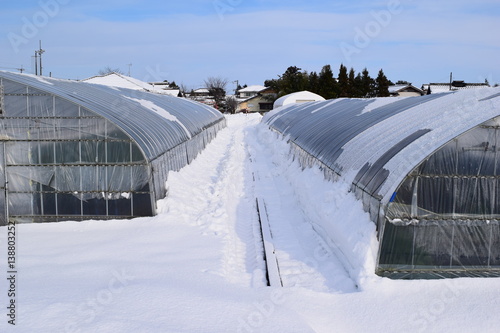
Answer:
[0,71,226,224]
[0,71,223,160]
[264,88,500,278]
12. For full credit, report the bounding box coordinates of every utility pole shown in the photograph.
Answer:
[34,51,38,75]
[127,63,132,76]
[233,80,239,94]
[37,40,45,76]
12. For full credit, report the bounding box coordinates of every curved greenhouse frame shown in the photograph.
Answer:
[264,88,500,278]
[0,71,225,224]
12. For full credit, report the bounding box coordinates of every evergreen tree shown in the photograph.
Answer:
[318,65,337,99]
[360,68,374,97]
[264,78,280,95]
[348,68,357,97]
[308,71,320,95]
[375,69,390,97]
[266,66,309,97]
[264,63,393,100]
[337,64,349,97]
[354,73,364,98]
[282,66,309,94]
[169,81,180,89]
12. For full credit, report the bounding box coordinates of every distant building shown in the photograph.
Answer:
[388,84,424,97]
[236,86,276,113]
[82,72,179,96]
[273,91,325,109]
[190,88,211,97]
[237,85,268,98]
[422,81,490,94]
[185,88,216,107]
[148,81,181,96]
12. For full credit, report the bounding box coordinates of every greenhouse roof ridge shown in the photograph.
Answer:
[0,71,224,161]
[264,87,500,206]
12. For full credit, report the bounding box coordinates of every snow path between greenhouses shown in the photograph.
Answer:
[160,113,359,292]
[3,113,500,333]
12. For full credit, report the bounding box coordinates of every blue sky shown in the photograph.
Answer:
[1,0,499,91]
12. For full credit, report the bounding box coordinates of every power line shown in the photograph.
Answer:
[0,66,24,73]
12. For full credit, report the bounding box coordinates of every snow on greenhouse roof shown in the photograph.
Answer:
[264,87,500,205]
[0,71,224,161]
[273,91,325,109]
[83,72,178,95]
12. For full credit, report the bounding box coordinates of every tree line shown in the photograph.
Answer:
[264,64,393,99]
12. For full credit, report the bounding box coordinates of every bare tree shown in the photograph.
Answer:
[179,83,190,98]
[225,95,239,114]
[204,76,228,110]
[98,66,124,76]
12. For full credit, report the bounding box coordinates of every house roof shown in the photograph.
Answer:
[422,81,490,94]
[192,88,210,94]
[238,85,267,93]
[388,84,424,94]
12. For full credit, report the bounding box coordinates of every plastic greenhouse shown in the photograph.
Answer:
[264,88,500,279]
[0,71,225,225]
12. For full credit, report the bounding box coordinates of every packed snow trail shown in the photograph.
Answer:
[162,113,360,292]
[158,114,267,287]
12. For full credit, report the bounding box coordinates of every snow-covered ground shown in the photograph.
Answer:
[1,114,500,333]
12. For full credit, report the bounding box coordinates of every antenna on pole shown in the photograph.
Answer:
[127,63,132,76]
[37,40,45,76]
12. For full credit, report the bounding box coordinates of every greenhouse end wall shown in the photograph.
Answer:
[264,89,500,279]
[378,117,500,278]
[0,74,225,225]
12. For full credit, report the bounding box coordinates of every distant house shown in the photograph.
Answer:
[82,72,179,96]
[388,84,424,97]
[189,88,216,107]
[149,81,181,96]
[273,91,325,109]
[422,81,490,94]
[236,86,276,113]
[237,85,267,98]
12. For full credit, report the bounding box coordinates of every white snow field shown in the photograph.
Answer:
[1,114,500,333]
